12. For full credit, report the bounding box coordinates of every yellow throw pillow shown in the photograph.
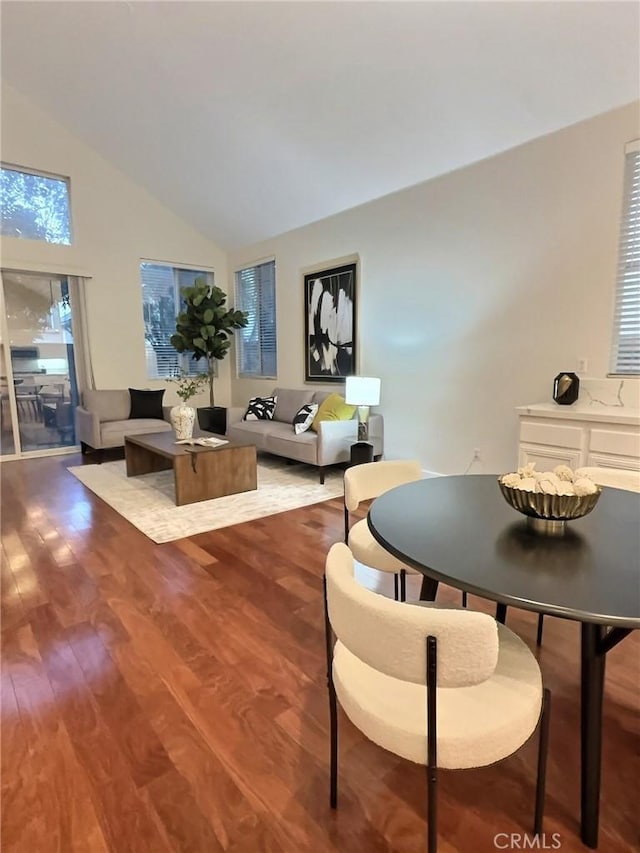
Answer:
[311,393,357,432]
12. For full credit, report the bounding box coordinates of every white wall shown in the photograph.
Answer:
[0,84,230,408]
[229,102,640,474]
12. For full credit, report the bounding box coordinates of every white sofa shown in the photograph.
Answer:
[75,389,171,457]
[227,387,384,483]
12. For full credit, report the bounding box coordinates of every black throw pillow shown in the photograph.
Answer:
[243,395,277,421]
[129,388,165,420]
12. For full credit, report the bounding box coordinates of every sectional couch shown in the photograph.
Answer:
[227,387,384,483]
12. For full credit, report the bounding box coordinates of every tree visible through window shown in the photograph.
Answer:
[1,165,71,245]
[141,263,213,379]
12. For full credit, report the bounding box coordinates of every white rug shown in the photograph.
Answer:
[67,456,344,543]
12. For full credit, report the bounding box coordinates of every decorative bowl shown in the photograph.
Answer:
[498,479,602,535]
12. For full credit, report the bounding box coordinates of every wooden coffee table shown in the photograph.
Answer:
[124,431,257,506]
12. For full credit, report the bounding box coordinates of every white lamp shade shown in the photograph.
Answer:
[345,376,381,407]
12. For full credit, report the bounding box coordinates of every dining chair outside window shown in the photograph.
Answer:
[500,466,640,645]
[344,459,423,601]
[324,542,551,853]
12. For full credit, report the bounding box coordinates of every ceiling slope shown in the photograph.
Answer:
[2,1,639,248]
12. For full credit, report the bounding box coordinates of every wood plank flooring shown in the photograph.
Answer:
[1,453,638,852]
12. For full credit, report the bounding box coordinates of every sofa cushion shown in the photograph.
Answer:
[101,418,171,447]
[129,388,165,420]
[265,422,318,465]
[273,388,314,423]
[244,395,277,421]
[311,393,356,432]
[83,389,131,422]
[293,403,318,435]
[227,420,271,450]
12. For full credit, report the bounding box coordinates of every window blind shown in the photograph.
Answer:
[235,260,277,377]
[611,141,640,375]
[141,263,212,379]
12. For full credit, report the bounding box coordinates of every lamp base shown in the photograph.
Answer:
[356,405,370,442]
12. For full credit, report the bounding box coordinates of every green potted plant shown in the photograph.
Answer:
[166,370,208,440]
[170,278,248,435]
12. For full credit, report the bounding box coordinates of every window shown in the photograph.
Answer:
[1,164,71,244]
[141,262,213,378]
[235,259,277,377]
[611,140,640,375]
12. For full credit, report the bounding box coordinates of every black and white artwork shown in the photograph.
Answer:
[304,262,356,382]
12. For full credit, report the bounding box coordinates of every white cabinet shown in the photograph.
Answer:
[516,404,640,471]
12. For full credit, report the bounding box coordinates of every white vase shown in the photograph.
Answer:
[170,405,196,440]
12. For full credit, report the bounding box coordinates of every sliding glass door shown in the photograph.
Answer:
[0,271,82,457]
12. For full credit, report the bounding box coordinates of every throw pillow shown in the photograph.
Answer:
[311,393,356,432]
[243,395,277,421]
[128,388,165,420]
[292,403,319,435]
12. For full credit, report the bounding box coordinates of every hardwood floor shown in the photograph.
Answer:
[1,453,638,852]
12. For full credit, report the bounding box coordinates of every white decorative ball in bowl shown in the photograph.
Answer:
[498,464,602,535]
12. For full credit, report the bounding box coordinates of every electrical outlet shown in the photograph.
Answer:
[473,447,481,461]
[578,357,588,373]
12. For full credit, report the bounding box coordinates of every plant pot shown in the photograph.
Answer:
[170,405,196,440]
[198,406,227,436]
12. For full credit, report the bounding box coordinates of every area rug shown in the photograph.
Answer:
[67,456,344,543]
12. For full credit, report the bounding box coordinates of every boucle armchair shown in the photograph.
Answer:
[344,459,423,602]
[323,543,551,853]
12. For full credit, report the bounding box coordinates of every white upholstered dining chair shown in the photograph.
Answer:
[344,459,423,601]
[324,543,551,853]
[577,466,640,492]
[529,465,640,645]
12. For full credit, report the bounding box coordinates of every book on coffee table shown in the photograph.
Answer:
[175,436,229,448]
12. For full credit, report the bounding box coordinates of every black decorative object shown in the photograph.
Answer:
[553,372,580,405]
[304,262,356,382]
[350,441,374,466]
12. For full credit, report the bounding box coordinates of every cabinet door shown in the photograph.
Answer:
[518,443,582,471]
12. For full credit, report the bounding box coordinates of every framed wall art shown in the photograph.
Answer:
[304,261,356,382]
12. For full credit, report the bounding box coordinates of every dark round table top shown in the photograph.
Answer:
[367,474,640,628]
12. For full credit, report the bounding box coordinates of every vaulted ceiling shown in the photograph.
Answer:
[2,1,639,249]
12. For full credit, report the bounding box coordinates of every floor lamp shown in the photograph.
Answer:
[345,376,381,463]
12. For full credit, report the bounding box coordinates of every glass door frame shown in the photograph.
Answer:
[0,268,84,461]
[0,280,21,459]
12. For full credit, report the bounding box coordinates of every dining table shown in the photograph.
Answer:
[367,474,640,849]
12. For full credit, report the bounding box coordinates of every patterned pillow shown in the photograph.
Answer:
[243,395,277,421]
[292,403,319,435]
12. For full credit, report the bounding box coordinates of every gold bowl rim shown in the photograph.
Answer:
[497,477,602,521]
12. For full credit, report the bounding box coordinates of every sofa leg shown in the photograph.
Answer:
[80,441,90,456]
[319,467,325,485]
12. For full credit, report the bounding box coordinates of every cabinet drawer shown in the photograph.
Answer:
[518,444,582,471]
[589,429,640,458]
[586,452,640,471]
[520,421,583,450]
